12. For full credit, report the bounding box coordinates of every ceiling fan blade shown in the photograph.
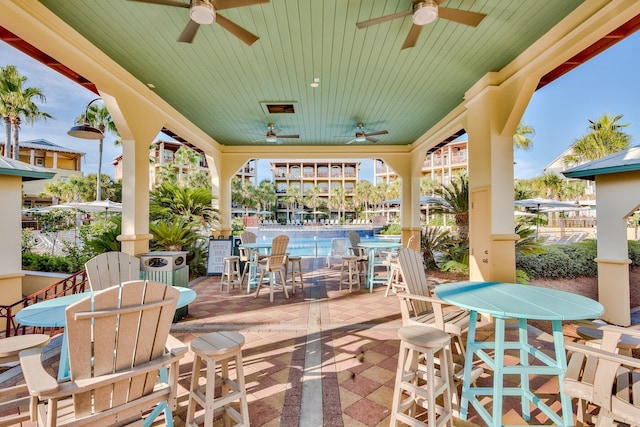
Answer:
[278,134,299,139]
[345,138,357,145]
[178,19,200,43]
[438,7,486,27]
[366,130,388,137]
[213,0,269,11]
[216,14,259,45]
[366,136,380,143]
[356,10,412,29]
[128,0,189,8]
[401,24,422,49]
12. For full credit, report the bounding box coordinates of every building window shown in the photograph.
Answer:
[35,157,45,167]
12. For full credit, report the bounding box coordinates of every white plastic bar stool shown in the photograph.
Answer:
[391,325,455,426]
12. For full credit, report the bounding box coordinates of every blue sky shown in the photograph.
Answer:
[2,29,639,182]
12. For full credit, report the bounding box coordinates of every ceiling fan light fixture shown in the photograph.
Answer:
[265,133,278,143]
[413,1,438,26]
[355,133,367,143]
[190,0,215,25]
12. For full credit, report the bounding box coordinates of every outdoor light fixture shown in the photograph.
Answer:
[310,77,320,88]
[190,0,216,25]
[265,132,278,143]
[67,98,104,140]
[413,1,438,26]
[67,97,105,200]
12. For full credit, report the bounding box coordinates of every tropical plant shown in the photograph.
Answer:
[149,183,217,228]
[430,174,469,241]
[0,64,52,159]
[513,122,535,151]
[328,186,348,222]
[439,240,469,274]
[420,226,456,270]
[74,101,120,200]
[80,215,122,255]
[565,113,632,164]
[149,218,203,252]
[355,180,374,219]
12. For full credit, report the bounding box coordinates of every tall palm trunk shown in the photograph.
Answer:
[3,116,10,157]
[10,117,20,160]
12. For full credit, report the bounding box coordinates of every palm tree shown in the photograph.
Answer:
[355,180,374,221]
[0,65,52,159]
[430,174,470,241]
[513,122,535,151]
[328,186,348,223]
[565,114,631,164]
[75,102,120,200]
[149,182,217,228]
[256,179,276,212]
[303,185,323,222]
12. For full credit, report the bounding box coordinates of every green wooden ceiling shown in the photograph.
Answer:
[38,0,583,147]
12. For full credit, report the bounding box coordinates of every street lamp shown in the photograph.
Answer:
[67,98,104,201]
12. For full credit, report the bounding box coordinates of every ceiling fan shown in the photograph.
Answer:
[253,123,299,144]
[345,123,389,144]
[129,0,268,45]
[356,0,486,50]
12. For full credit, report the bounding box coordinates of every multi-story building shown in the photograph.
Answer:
[543,147,596,199]
[113,140,259,189]
[375,140,468,185]
[271,159,360,223]
[0,139,84,208]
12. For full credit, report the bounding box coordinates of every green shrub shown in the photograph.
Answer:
[516,240,597,279]
[22,252,87,274]
[628,240,640,267]
[380,223,401,235]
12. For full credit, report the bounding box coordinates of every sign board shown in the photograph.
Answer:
[207,237,233,275]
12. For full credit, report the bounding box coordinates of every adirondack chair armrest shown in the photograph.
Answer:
[19,348,59,395]
[396,292,454,308]
[565,341,640,370]
[166,334,188,357]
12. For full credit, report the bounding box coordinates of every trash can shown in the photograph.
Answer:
[140,251,189,321]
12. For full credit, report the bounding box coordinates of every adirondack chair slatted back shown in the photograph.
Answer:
[65,280,178,417]
[85,252,140,292]
[397,248,433,316]
[240,231,257,244]
[267,235,289,269]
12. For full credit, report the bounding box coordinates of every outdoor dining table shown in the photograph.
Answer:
[239,241,272,293]
[434,281,604,427]
[15,285,196,427]
[356,241,402,292]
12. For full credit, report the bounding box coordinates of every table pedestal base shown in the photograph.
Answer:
[460,312,572,427]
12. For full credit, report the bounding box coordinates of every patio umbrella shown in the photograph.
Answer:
[514,198,579,236]
[310,210,326,223]
[67,200,122,213]
[255,210,273,215]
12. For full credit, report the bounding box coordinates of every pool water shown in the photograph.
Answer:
[246,234,400,257]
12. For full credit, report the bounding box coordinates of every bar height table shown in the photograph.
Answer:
[357,241,402,292]
[435,281,604,427]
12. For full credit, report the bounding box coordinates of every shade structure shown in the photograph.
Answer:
[255,210,273,215]
[66,200,122,213]
[382,195,444,205]
[514,198,579,210]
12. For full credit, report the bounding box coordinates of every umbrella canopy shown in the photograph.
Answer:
[381,195,444,205]
[539,206,593,213]
[295,210,308,215]
[310,210,326,215]
[66,200,123,213]
[255,210,273,215]
[514,198,579,210]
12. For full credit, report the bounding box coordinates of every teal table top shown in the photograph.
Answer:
[435,281,603,321]
[16,287,196,328]
[357,241,402,249]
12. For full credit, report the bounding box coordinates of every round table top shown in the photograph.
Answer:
[239,242,272,249]
[0,334,51,359]
[435,281,604,321]
[16,286,196,328]
[357,241,402,249]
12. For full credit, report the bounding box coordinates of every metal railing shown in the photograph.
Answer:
[0,269,88,337]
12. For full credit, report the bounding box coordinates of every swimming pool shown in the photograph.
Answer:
[240,229,400,257]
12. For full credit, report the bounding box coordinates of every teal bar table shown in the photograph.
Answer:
[435,281,603,427]
[239,241,272,293]
[357,241,401,292]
